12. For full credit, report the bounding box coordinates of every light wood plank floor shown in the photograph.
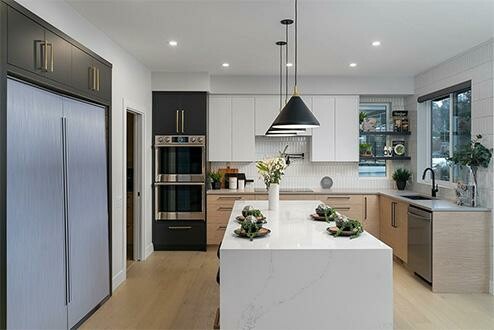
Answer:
[82,247,494,330]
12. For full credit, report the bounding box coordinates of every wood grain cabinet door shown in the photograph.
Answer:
[7,7,45,74]
[379,196,394,248]
[363,195,380,238]
[393,201,408,263]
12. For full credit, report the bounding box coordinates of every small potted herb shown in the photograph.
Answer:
[392,168,412,190]
[359,143,373,156]
[208,171,223,189]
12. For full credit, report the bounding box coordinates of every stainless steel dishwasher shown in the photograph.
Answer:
[407,206,432,283]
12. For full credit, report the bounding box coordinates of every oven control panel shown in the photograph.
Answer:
[155,135,205,146]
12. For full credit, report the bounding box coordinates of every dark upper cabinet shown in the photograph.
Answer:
[71,45,111,102]
[7,6,44,74]
[6,5,112,103]
[153,92,207,135]
[44,30,71,85]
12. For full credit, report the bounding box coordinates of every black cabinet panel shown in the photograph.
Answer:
[152,92,207,135]
[7,7,44,74]
[93,59,111,101]
[181,93,207,134]
[44,30,71,85]
[153,220,206,251]
[71,45,93,93]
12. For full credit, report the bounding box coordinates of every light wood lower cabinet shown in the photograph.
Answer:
[379,195,408,262]
[318,195,364,221]
[363,195,380,238]
[207,194,255,245]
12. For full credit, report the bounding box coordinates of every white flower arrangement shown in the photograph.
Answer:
[256,146,288,188]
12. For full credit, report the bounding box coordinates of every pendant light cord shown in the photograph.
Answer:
[294,0,298,90]
[279,42,283,110]
[285,22,289,104]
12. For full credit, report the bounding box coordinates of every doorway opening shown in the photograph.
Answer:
[125,110,143,270]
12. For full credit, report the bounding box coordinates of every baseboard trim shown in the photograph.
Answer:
[144,243,154,260]
[112,269,125,292]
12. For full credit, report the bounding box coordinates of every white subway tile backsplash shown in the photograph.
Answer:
[472,97,494,118]
[473,79,494,101]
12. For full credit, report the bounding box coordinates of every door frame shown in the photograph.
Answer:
[122,99,146,267]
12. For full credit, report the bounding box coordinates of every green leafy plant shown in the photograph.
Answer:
[359,112,368,124]
[208,171,223,183]
[392,168,412,182]
[359,143,373,155]
[447,135,493,186]
[256,146,288,188]
[333,218,363,239]
[240,216,262,241]
[241,205,264,218]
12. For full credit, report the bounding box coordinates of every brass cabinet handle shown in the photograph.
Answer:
[39,40,49,72]
[181,110,185,133]
[88,67,93,90]
[176,110,179,133]
[48,42,54,72]
[334,207,351,211]
[217,207,233,211]
[218,225,227,230]
[96,68,100,91]
[168,226,192,230]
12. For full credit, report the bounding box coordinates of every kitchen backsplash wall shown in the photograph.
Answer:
[210,95,408,189]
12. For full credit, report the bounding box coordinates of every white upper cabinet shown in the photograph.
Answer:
[311,96,335,161]
[208,95,256,162]
[334,95,359,162]
[231,97,255,161]
[310,95,359,162]
[208,96,232,161]
[255,96,279,136]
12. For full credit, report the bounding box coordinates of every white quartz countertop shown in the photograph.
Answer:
[221,200,392,251]
[208,188,490,212]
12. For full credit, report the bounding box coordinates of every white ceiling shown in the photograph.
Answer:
[66,0,494,77]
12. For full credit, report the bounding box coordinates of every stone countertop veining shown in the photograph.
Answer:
[207,188,490,212]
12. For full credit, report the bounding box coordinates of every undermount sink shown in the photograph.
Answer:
[401,195,434,201]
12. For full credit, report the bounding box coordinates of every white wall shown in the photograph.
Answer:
[409,38,494,293]
[152,72,210,91]
[17,0,153,291]
[152,73,415,95]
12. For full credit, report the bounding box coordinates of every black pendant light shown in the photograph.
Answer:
[270,0,320,129]
[266,19,305,136]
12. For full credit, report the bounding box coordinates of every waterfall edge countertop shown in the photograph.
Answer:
[208,188,490,212]
[219,200,393,330]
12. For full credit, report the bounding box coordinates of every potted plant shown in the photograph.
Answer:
[447,135,493,206]
[256,146,288,210]
[392,168,412,190]
[359,143,373,156]
[208,171,223,189]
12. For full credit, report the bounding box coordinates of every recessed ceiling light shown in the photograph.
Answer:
[168,40,178,47]
[222,62,230,68]
[372,41,381,47]
[349,63,357,68]
[286,62,293,67]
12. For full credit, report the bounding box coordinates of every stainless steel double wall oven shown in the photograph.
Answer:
[154,135,206,221]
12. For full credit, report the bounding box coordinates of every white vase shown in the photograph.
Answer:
[268,183,280,210]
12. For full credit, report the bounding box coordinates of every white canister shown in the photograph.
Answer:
[238,179,245,190]
[228,177,238,190]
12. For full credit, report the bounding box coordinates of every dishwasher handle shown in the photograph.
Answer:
[407,212,431,221]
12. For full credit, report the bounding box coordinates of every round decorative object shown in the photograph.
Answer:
[320,176,333,189]
[394,143,406,156]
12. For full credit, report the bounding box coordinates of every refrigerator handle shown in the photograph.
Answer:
[62,117,72,304]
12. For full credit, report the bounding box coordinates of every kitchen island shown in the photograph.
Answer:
[220,200,393,330]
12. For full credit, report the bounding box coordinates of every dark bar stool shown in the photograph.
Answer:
[214,241,222,329]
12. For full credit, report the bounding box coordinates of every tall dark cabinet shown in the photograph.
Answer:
[153,91,207,135]
[152,91,207,251]
[0,1,113,328]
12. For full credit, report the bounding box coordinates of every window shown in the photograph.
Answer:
[430,89,471,184]
[358,103,390,177]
